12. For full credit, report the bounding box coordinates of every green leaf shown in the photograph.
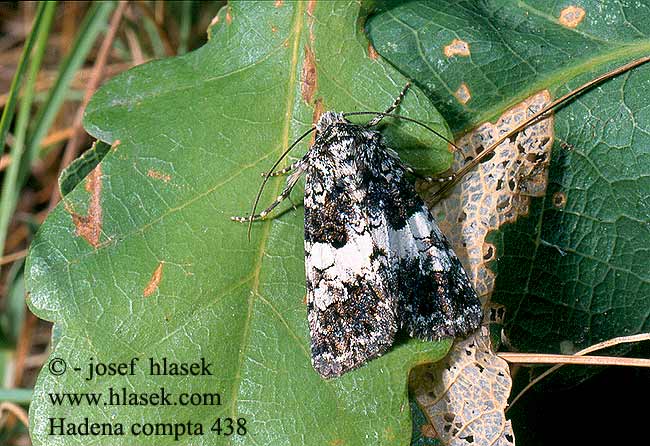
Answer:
[368,1,650,354]
[26,2,453,445]
[58,140,112,197]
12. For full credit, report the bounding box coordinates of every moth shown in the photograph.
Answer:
[232,55,649,379]
[233,85,482,378]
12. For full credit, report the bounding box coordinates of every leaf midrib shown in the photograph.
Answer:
[229,0,307,423]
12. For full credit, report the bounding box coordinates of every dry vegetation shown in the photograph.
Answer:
[0,3,222,443]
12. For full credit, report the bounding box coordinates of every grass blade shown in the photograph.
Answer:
[18,2,115,187]
[0,3,48,158]
[0,388,33,404]
[178,1,193,55]
[0,2,57,264]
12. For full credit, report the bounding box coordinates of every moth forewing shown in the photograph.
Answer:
[248,108,481,378]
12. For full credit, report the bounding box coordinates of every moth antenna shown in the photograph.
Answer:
[366,83,411,127]
[432,55,650,200]
[343,111,462,153]
[246,126,317,241]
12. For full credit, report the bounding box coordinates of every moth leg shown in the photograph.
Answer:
[287,195,300,212]
[417,171,455,183]
[384,149,453,183]
[367,83,411,127]
[261,159,301,177]
[232,166,305,222]
[401,163,453,183]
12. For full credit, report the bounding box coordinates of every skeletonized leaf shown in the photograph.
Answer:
[413,327,514,446]
[412,91,555,446]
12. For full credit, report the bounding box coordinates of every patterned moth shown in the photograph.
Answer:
[232,55,650,378]
[233,86,482,378]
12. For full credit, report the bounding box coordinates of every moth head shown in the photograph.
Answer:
[316,112,346,133]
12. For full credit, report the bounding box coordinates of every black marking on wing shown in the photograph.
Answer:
[390,172,482,339]
[396,248,482,339]
[304,180,351,248]
[308,274,397,379]
[303,118,481,379]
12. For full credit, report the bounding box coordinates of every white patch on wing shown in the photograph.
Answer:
[389,206,451,272]
[307,233,375,311]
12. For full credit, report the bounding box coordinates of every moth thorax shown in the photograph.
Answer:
[316,111,345,132]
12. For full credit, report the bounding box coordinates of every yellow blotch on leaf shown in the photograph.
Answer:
[144,262,164,297]
[454,83,471,104]
[559,5,586,28]
[444,38,470,57]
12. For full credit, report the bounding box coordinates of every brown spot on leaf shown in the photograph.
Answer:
[329,439,344,446]
[553,191,567,208]
[111,139,121,151]
[483,243,495,261]
[559,5,585,28]
[301,45,318,104]
[225,7,232,25]
[444,38,470,57]
[454,83,471,104]
[144,262,164,297]
[271,25,278,33]
[420,424,439,439]
[306,0,317,43]
[310,98,324,144]
[210,14,220,26]
[368,43,379,60]
[274,0,284,7]
[147,169,171,183]
[307,0,316,17]
[383,427,395,441]
[560,140,575,151]
[312,98,324,125]
[69,165,103,248]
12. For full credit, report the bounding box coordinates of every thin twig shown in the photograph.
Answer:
[12,311,38,389]
[24,351,51,369]
[433,55,650,200]
[0,128,74,173]
[0,248,28,266]
[124,26,145,65]
[4,223,28,253]
[499,352,650,367]
[0,402,29,428]
[49,1,129,208]
[506,333,650,410]
[41,126,74,147]
[135,0,175,56]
